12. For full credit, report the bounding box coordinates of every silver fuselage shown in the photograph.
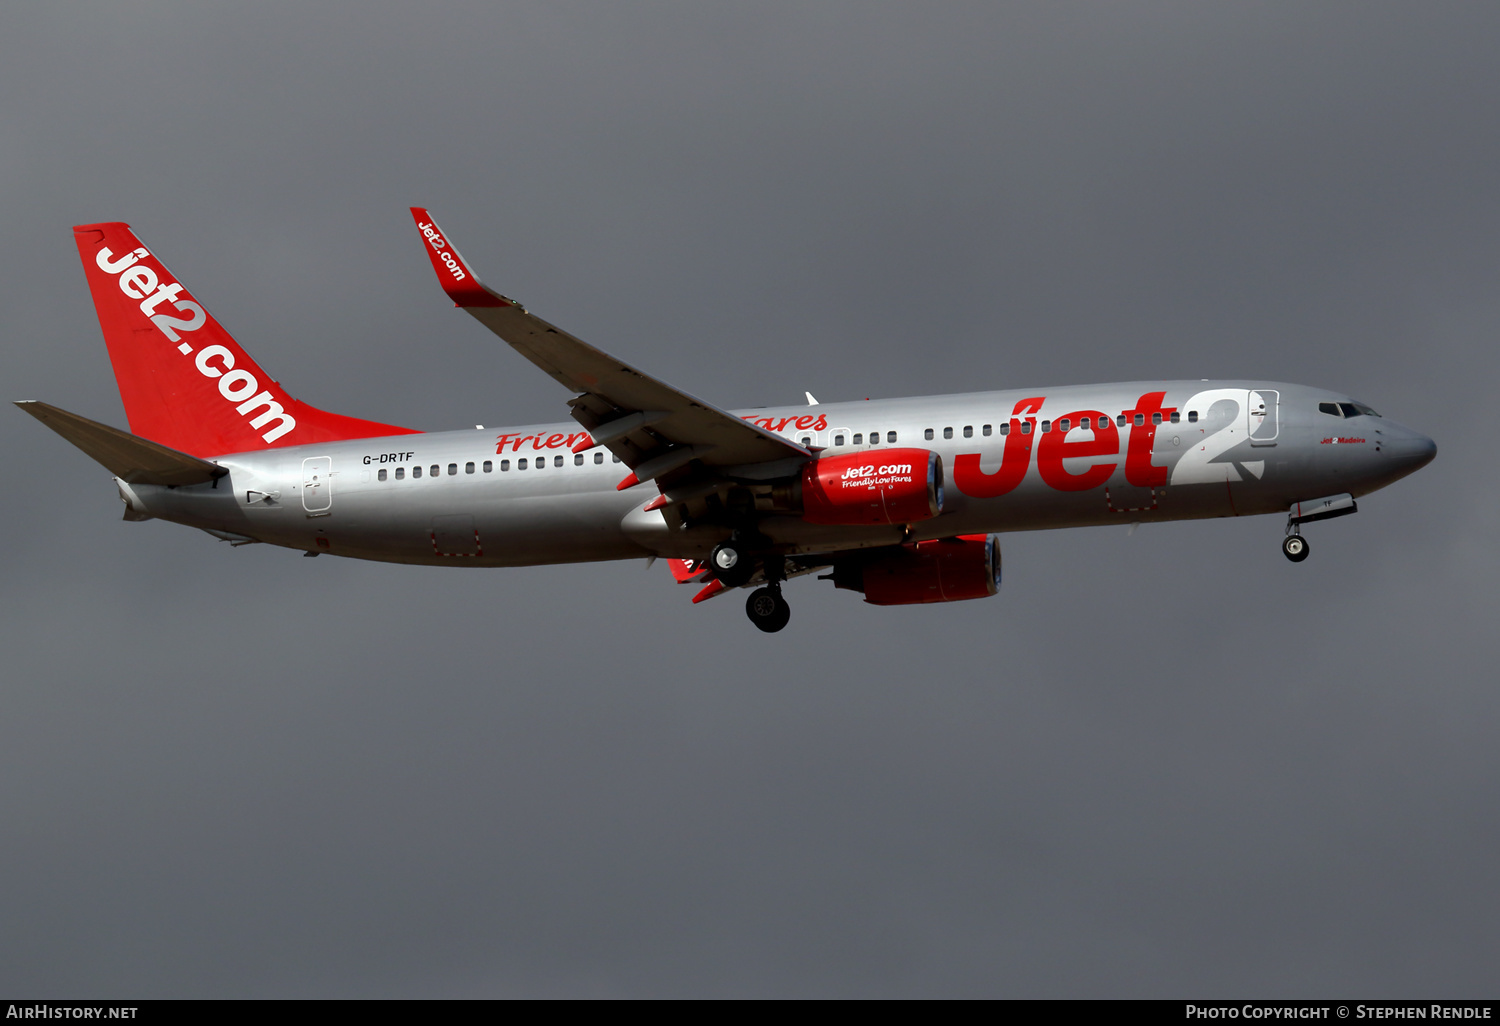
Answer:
[123,381,1436,565]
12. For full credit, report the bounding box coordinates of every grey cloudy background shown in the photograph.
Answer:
[1,1,1496,997]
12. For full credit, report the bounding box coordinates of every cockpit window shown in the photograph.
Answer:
[1323,400,1382,418]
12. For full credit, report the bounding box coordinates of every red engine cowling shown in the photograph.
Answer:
[862,534,1001,605]
[801,448,943,526]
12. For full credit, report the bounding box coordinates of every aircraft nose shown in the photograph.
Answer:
[1389,427,1437,471]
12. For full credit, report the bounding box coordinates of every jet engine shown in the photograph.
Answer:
[831,534,1001,605]
[799,448,943,526]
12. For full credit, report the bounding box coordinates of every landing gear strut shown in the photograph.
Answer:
[1282,530,1310,563]
[746,586,791,633]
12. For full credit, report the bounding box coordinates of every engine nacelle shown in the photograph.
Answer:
[858,534,1000,605]
[800,448,944,526]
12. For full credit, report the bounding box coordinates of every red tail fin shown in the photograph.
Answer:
[73,222,418,457]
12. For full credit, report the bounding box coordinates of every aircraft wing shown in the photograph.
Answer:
[409,208,809,488]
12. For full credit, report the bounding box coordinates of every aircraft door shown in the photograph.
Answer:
[302,456,333,512]
[1248,390,1279,445]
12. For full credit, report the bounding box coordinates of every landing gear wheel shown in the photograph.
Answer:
[711,541,742,572]
[712,540,757,587]
[1282,534,1310,562]
[746,587,791,633]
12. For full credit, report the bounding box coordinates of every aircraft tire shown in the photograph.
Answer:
[746,587,791,633]
[712,541,755,587]
[711,541,742,573]
[1282,535,1310,562]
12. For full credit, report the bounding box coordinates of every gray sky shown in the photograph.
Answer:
[1,2,1497,997]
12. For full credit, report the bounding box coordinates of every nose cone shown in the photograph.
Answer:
[1388,425,1437,475]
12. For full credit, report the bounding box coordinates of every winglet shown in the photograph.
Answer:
[409,207,512,309]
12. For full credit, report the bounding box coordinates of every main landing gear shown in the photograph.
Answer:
[710,539,753,588]
[746,585,791,633]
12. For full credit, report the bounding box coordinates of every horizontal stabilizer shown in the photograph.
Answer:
[15,401,226,486]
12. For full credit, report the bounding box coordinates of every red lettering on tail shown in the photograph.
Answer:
[74,222,418,457]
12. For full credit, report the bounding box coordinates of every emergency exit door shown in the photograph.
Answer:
[302,457,332,512]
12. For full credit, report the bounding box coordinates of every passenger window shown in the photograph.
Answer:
[999,423,1009,436]
[1169,412,1180,424]
[1151,413,1162,425]
[465,462,475,474]
[1117,414,1127,427]
[887,431,897,443]
[924,428,934,441]
[396,467,406,479]
[1319,402,1342,417]
[1041,420,1052,433]
[483,461,492,473]
[430,465,439,477]
[612,454,621,463]
[963,425,973,438]
[448,463,458,475]
[1134,414,1145,426]
[982,424,992,436]
[412,466,422,478]
[1058,418,1071,432]
[500,460,509,471]
[554,455,563,467]
[1020,422,1031,434]
[834,434,846,446]
[800,436,811,446]
[574,453,584,465]
[537,458,546,469]
[853,433,863,445]
[518,458,528,470]
[1188,411,1198,423]
[1080,417,1090,429]
[378,468,387,481]
[943,427,953,439]
[594,452,604,464]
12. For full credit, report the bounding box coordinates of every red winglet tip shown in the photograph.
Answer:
[570,435,596,454]
[616,473,639,491]
[691,579,726,604]
[409,207,509,309]
[643,494,669,512]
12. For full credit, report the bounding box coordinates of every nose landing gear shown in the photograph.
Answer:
[746,585,791,633]
[1282,532,1310,562]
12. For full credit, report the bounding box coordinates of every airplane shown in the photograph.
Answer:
[17,209,1437,632]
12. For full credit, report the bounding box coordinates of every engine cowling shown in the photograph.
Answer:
[800,448,944,526]
[860,534,1000,605]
